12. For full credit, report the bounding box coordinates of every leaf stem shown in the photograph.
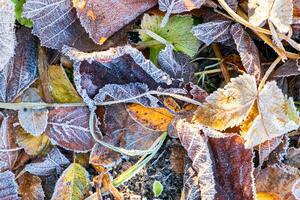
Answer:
[258,56,281,91]
[212,44,230,83]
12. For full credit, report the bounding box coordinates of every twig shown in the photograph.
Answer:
[212,44,230,83]
[258,56,281,91]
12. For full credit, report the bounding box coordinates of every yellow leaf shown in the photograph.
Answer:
[256,192,281,200]
[49,65,82,103]
[127,104,174,132]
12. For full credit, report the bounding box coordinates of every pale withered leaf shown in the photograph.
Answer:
[230,23,262,80]
[46,107,96,152]
[18,89,49,136]
[0,0,15,71]
[74,0,157,44]
[176,119,217,200]
[193,74,257,131]
[286,147,300,168]
[158,45,195,85]
[182,157,201,200]
[248,0,293,33]
[18,173,45,200]
[25,147,70,176]
[0,27,38,102]
[192,20,233,46]
[0,170,20,200]
[51,163,89,200]
[257,136,283,166]
[23,0,98,51]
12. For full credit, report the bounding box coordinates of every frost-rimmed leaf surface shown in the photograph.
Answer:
[46,107,96,152]
[25,147,70,176]
[18,173,45,200]
[0,27,38,102]
[230,23,261,80]
[23,0,98,51]
[159,0,205,13]
[74,0,157,44]
[0,0,15,71]
[0,170,20,200]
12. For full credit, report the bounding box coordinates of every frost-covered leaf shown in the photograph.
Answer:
[63,45,171,107]
[192,20,233,46]
[0,114,19,170]
[18,89,48,136]
[256,164,300,200]
[16,126,51,156]
[159,0,205,13]
[51,163,89,200]
[140,14,200,60]
[0,170,19,200]
[48,65,82,103]
[286,147,300,168]
[46,107,96,152]
[176,119,217,200]
[127,103,174,132]
[272,60,300,77]
[0,0,15,71]
[182,157,201,200]
[248,0,293,33]
[230,23,262,80]
[257,136,283,166]
[23,0,98,51]
[0,27,38,102]
[158,45,195,85]
[193,74,257,131]
[74,0,157,44]
[25,147,70,176]
[11,0,32,28]
[18,173,45,200]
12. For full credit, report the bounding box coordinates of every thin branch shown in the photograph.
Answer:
[212,44,230,83]
[258,56,281,91]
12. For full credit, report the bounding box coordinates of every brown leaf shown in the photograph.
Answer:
[272,60,300,78]
[0,170,19,200]
[46,107,96,152]
[256,164,300,200]
[286,147,300,168]
[74,0,157,44]
[18,173,45,200]
[230,23,262,80]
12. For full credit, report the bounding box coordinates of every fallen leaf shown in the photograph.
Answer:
[0,0,15,71]
[23,0,99,51]
[18,89,49,136]
[74,0,157,44]
[48,65,82,103]
[126,103,174,132]
[46,107,96,152]
[16,126,51,156]
[256,192,281,200]
[25,147,70,176]
[18,173,45,200]
[0,170,19,199]
[159,0,205,14]
[230,23,262,80]
[0,27,38,102]
[192,20,233,46]
[51,163,89,200]
[11,0,32,28]
[272,60,300,78]
[256,164,300,200]
[286,147,300,168]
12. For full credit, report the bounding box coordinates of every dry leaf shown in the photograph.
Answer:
[272,60,300,78]
[159,0,205,14]
[127,103,174,132]
[18,173,45,200]
[0,0,15,71]
[51,163,89,200]
[286,147,300,168]
[0,170,19,199]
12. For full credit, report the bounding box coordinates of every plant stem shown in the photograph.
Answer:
[212,44,230,83]
[258,56,281,91]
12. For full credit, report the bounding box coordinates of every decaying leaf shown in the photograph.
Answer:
[248,0,293,33]
[0,170,19,199]
[46,107,96,152]
[272,60,300,78]
[127,103,174,132]
[256,164,300,200]
[23,0,98,51]
[230,23,262,80]
[0,27,38,102]
[192,20,233,46]
[159,0,205,14]
[286,147,300,168]
[18,89,49,136]
[16,126,51,156]
[48,65,82,103]
[74,0,157,44]
[257,136,283,166]
[0,0,15,71]
[18,173,45,200]
[25,147,70,176]
[176,119,217,200]
[51,163,89,200]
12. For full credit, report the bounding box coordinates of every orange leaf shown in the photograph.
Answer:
[257,192,281,200]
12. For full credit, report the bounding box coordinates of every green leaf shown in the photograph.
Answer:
[49,65,82,103]
[11,0,32,28]
[153,180,164,197]
[140,14,200,63]
[51,163,90,200]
